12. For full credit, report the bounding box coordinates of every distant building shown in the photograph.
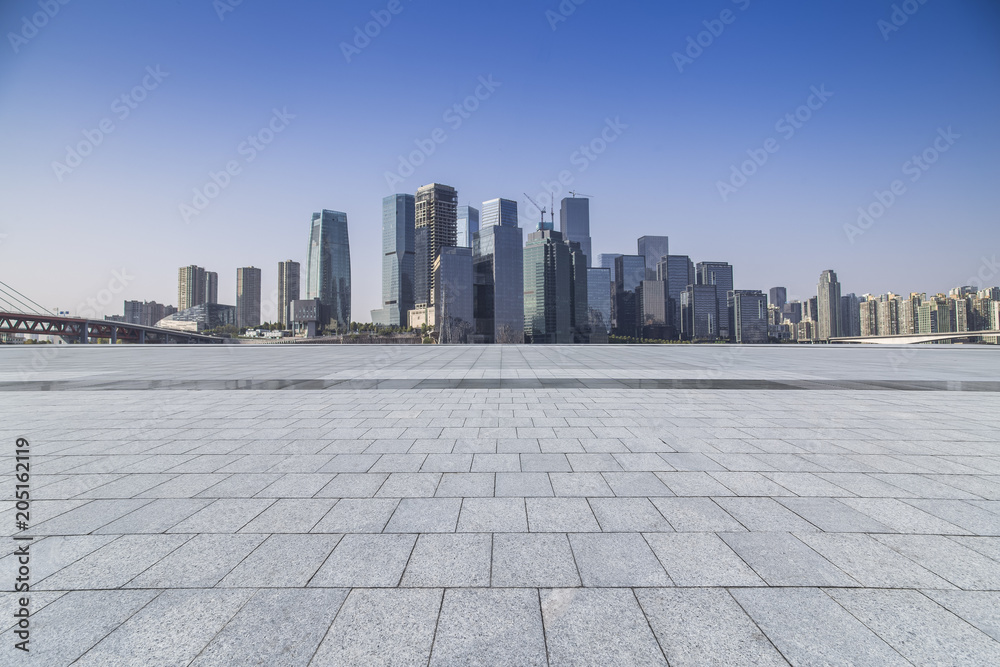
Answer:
[434,246,474,344]
[680,284,718,341]
[660,255,694,339]
[840,293,861,338]
[523,229,587,344]
[177,265,217,311]
[374,194,415,327]
[155,303,235,332]
[456,205,480,249]
[415,183,458,307]
[306,209,351,329]
[877,294,900,335]
[696,262,734,340]
[587,267,612,340]
[473,198,523,343]
[291,298,322,338]
[729,290,768,344]
[613,255,645,338]
[900,293,924,334]
[236,266,262,328]
[816,270,842,341]
[781,300,802,325]
[639,279,669,339]
[277,260,300,328]
[637,236,669,281]
[860,297,879,336]
[769,287,787,310]
[124,300,169,327]
[560,197,592,267]
[598,254,623,283]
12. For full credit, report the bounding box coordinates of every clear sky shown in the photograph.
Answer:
[2,0,998,319]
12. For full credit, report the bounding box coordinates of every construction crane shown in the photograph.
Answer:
[523,192,547,225]
[568,191,593,198]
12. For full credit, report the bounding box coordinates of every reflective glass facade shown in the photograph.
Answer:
[587,267,612,336]
[637,236,669,281]
[560,197,592,267]
[729,290,767,343]
[473,204,523,343]
[613,255,645,338]
[697,261,734,339]
[306,209,351,328]
[456,205,480,248]
[380,194,415,326]
[661,255,694,339]
[681,284,718,341]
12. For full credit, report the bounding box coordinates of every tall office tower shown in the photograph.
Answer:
[236,266,262,328]
[586,267,612,342]
[782,300,803,325]
[860,297,879,336]
[900,293,923,334]
[696,262,734,339]
[840,293,861,337]
[637,236,669,281]
[277,260,300,327]
[639,279,669,339]
[306,209,352,329]
[434,247,474,344]
[598,254,623,282]
[178,265,205,311]
[816,270,842,341]
[729,290,768,344]
[415,183,458,306]
[373,194,415,327]
[205,271,218,305]
[560,197,592,266]
[473,199,524,343]
[456,205,480,249]
[680,284,719,341]
[660,255,695,338]
[523,229,586,344]
[877,294,900,335]
[769,287,788,310]
[613,255,646,338]
[569,243,589,343]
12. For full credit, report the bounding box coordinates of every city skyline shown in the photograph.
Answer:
[2,1,998,319]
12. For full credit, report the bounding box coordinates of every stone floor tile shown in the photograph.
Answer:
[721,532,858,587]
[874,534,1000,589]
[495,472,554,497]
[590,497,673,532]
[401,533,491,587]
[492,533,581,587]
[797,533,954,588]
[218,534,341,587]
[549,472,615,497]
[644,533,764,586]
[124,534,266,588]
[526,497,602,532]
[430,589,547,667]
[311,498,398,533]
[569,533,671,586]
[37,534,192,590]
[458,497,528,532]
[649,497,745,532]
[309,534,416,587]
[604,472,675,497]
[655,472,735,496]
[923,590,1000,642]
[167,498,275,533]
[239,498,336,533]
[383,497,461,533]
[777,497,893,533]
[314,472,388,498]
[435,472,495,497]
[713,497,819,532]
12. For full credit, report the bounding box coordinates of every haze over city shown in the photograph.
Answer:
[2,0,999,320]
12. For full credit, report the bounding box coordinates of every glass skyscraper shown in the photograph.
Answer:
[696,261,734,340]
[729,290,768,343]
[613,255,645,338]
[560,197,592,267]
[306,209,351,329]
[524,230,586,344]
[434,246,474,344]
[474,198,523,343]
[376,194,415,326]
[637,236,669,281]
[661,255,695,339]
[456,205,480,249]
[681,284,719,341]
[587,267,612,341]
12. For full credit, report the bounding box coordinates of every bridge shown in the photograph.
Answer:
[830,330,1000,345]
[0,311,228,344]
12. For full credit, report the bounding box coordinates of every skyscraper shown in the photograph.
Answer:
[637,236,669,281]
[840,293,861,337]
[769,287,788,310]
[661,255,695,339]
[236,266,262,328]
[639,279,669,339]
[696,261,734,339]
[613,255,645,338]
[817,269,842,341]
[586,267,612,341]
[434,247,474,344]
[306,209,351,329]
[729,290,768,343]
[375,194,415,326]
[523,229,586,344]
[473,198,523,343]
[277,260,300,327]
[560,197,592,267]
[456,205,480,249]
[681,284,719,340]
[415,183,458,307]
[177,265,216,311]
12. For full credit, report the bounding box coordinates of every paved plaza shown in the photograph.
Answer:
[1,344,1000,665]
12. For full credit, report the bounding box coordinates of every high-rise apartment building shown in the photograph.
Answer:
[769,287,788,310]
[456,205,480,249]
[637,236,669,281]
[277,260,300,327]
[123,300,169,327]
[613,255,646,338]
[816,269,842,341]
[560,197,592,267]
[840,293,861,337]
[729,290,768,344]
[306,209,352,329]
[523,229,587,344]
[860,297,879,336]
[177,265,217,311]
[415,183,458,307]
[900,293,924,334]
[877,294,900,335]
[236,266,262,328]
[473,199,523,343]
[696,262,734,339]
[374,194,415,326]
[661,255,695,338]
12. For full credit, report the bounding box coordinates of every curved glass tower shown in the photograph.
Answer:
[306,210,351,328]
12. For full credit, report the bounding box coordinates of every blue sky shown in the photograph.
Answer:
[1,0,998,319]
